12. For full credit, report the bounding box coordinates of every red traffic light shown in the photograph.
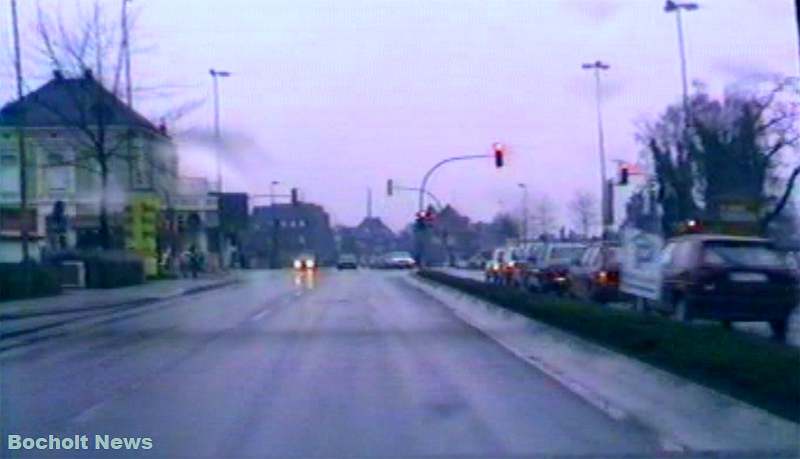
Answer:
[493,143,504,168]
[619,165,629,185]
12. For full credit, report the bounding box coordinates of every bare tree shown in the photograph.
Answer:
[531,194,557,238]
[569,191,597,238]
[639,77,800,236]
[25,2,183,250]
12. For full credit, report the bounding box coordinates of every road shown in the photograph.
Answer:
[0,270,766,458]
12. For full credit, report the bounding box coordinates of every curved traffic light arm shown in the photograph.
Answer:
[418,154,492,212]
[394,185,444,212]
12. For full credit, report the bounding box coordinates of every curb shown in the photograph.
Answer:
[0,278,240,352]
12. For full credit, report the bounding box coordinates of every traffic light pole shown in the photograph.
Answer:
[418,154,491,213]
[391,185,443,212]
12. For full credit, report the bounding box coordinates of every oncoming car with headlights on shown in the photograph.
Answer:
[293,253,318,271]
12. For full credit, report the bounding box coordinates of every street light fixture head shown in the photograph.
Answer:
[665,1,699,12]
[209,69,232,77]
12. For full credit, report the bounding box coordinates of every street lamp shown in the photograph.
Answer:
[518,183,528,242]
[581,60,610,238]
[209,68,231,192]
[664,1,698,122]
[270,180,280,205]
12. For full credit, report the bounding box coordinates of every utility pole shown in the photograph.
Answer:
[581,60,610,238]
[11,0,29,262]
[122,0,133,108]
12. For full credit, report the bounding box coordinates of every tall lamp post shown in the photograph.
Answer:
[581,60,610,237]
[664,1,698,122]
[270,181,280,205]
[209,68,231,192]
[518,183,528,242]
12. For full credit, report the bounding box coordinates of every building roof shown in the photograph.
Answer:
[252,202,329,220]
[356,217,395,236]
[0,71,162,135]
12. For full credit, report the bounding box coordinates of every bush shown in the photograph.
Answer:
[418,270,800,423]
[0,262,62,301]
[82,251,145,289]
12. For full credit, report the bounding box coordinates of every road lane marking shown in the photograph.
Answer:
[251,309,270,321]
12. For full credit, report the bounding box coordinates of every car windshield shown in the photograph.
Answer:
[389,252,413,259]
[702,242,788,269]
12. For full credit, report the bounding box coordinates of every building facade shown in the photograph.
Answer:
[248,202,336,268]
[0,71,178,261]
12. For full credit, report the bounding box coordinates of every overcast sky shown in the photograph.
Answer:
[1,0,798,231]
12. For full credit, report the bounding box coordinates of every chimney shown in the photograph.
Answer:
[158,122,168,136]
[53,70,64,81]
[83,68,93,80]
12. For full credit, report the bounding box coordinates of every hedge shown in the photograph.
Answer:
[82,251,145,289]
[0,262,61,301]
[418,269,800,423]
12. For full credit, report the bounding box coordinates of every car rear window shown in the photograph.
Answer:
[602,247,620,264]
[551,247,585,262]
[702,242,787,269]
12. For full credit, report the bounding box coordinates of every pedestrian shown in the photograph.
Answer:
[189,245,201,279]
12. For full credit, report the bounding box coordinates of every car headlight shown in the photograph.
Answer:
[306,260,315,269]
[293,260,302,269]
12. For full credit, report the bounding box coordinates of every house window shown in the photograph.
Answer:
[298,219,307,227]
[131,148,151,190]
[47,153,70,192]
[0,154,19,194]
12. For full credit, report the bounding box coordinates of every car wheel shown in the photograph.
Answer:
[769,319,788,342]
[721,320,733,330]
[672,299,692,323]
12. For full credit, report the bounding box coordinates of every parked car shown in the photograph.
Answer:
[382,251,416,269]
[336,253,358,270]
[568,242,621,303]
[468,252,490,270]
[293,253,317,271]
[527,242,587,293]
[656,234,799,340]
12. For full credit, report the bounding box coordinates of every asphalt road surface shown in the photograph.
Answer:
[0,270,729,458]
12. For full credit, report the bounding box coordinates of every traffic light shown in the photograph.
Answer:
[291,188,299,205]
[493,143,504,168]
[619,165,629,185]
[387,179,393,196]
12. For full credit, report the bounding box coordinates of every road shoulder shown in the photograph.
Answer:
[405,273,800,454]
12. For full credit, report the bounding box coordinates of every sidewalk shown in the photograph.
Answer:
[0,272,241,321]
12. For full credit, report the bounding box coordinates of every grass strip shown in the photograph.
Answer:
[418,269,800,423]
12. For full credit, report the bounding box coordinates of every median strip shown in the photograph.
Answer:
[417,270,800,423]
